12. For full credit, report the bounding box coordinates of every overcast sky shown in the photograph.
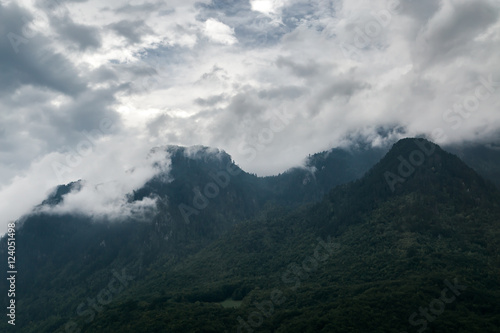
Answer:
[1,0,500,231]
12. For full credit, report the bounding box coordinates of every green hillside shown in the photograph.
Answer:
[1,139,499,332]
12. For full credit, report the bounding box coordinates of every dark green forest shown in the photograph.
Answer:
[1,138,499,332]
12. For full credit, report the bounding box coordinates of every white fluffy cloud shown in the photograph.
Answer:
[203,18,238,45]
[0,127,171,228]
[37,144,171,220]
[250,0,285,16]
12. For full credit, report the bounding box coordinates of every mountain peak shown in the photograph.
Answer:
[348,137,498,207]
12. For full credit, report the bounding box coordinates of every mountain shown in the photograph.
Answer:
[1,138,499,332]
[446,142,500,189]
[27,144,387,252]
[0,143,386,332]
[260,146,388,205]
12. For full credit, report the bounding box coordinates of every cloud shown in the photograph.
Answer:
[2,0,500,233]
[37,146,171,221]
[194,93,228,106]
[414,0,499,69]
[250,0,285,17]
[276,56,322,78]
[115,1,165,14]
[203,18,238,44]
[0,129,171,229]
[0,3,87,96]
[108,19,153,44]
[51,14,102,50]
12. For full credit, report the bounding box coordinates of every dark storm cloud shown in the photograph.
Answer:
[108,19,153,44]
[0,86,122,157]
[0,2,124,184]
[51,15,102,50]
[87,65,119,83]
[50,87,122,134]
[0,3,86,96]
